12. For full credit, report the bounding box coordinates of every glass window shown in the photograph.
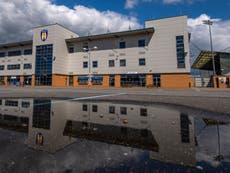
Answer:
[120,59,126,67]
[78,76,88,85]
[5,100,18,107]
[22,101,30,108]
[108,60,115,67]
[92,61,98,68]
[0,65,4,70]
[7,64,20,70]
[83,61,88,68]
[180,113,190,143]
[119,41,126,49]
[24,49,32,55]
[120,74,146,87]
[35,44,53,86]
[91,76,103,85]
[69,47,74,53]
[153,74,161,87]
[140,108,147,116]
[120,107,127,115]
[109,106,115,114]
[23,63,32,69]
[8,50,21,57]
[139,58,146,66]
[0,52,5,58]
[82,104,88,111]
[138,40,145,47]
[92,105,98,112]
[33,100,51,130]
[176,35,185,68]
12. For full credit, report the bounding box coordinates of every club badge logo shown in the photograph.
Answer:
[41,29,48,41]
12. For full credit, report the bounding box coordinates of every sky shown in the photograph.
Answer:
[0,0,229,60]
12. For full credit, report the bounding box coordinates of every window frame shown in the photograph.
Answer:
[138,39,145,47]
[139,58,146,66]
[120,59,126,67]
[108,60,115,67]
[83,61,88,68]
[92,61,98,68]
[119,41,126,49]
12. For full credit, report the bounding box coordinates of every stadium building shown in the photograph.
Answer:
[0,15,194,88]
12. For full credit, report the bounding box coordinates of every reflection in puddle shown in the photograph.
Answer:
[0,98,229,172]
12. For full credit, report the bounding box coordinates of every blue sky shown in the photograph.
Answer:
[54,0,230,24]
[0,0,229,55]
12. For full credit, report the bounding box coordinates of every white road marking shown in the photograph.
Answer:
[33,93,127,106]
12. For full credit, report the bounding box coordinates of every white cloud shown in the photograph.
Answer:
[126,0,198,8]
[0,0,229,56]
[163,0,182,4]
[0,0,141,43]
[188,14,230,52]
[125,0,139,9]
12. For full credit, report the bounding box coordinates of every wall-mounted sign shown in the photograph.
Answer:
[41,29,48,42]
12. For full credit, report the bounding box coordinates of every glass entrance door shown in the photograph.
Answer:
[69,76,73,86]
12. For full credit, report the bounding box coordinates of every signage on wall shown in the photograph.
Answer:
[41,29,48,41]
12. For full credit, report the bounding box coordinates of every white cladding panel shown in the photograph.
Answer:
[67,15,190,75]
[33,24,78,75]
[0,45,34,76]
[146,16,190,73]
[1,16,191,77]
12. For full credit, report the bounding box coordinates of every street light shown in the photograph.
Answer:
[203,20,216,76]
[83,46,98,85]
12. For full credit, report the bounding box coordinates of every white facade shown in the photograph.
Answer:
[0,15,191,87]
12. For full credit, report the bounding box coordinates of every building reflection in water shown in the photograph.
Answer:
[2,98,225,168]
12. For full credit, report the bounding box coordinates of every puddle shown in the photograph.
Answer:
[0,98,229,173]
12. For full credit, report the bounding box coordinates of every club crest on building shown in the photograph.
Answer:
[41,29,48,41]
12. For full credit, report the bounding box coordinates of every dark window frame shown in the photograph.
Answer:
[0,52,5,58]
[108,60,115,67]
[8,50,21,57]
[120,59,126,67]
[83,61,88,68]
[92,61,98,68]
[23,63,32,69]
[119,41,126,49]
[109,106,115,114]
[7,64,20,70]
[82,104,88,111]
[0,65,4,70]
[140,108,147,116]
[92,105,98,112]
[138,39,145,47]
[176,35,185,68]
[24,49,32,55]
[139,58,146,66]
[120,107,127,115]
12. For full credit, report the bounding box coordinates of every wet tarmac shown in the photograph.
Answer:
[0,98,229,173]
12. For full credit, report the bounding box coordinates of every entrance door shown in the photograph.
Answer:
[109,75,115,87]
[69,76,73,86]
[153,74,161,88]
[216,78,219,88]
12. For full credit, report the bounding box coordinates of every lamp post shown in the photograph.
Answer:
[83,46,98,85]
[203,20,216,76]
